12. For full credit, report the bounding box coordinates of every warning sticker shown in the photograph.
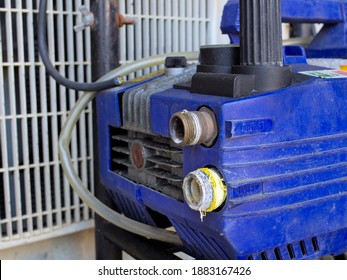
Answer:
[299,70,347,79]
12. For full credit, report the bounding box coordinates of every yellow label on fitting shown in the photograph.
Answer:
[198,168,227,212]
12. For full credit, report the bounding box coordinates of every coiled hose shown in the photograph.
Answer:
[58,52,198,246]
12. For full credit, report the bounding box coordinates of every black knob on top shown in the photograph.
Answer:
[233,0,291,92]
[240,0,283,66]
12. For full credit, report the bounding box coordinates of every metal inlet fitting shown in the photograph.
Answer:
[169,107,217,146]
[183,168,227,218]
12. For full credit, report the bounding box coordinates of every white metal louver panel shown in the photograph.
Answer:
[119,0,223,79]
[0,0,227,250]
[0,0,94,250]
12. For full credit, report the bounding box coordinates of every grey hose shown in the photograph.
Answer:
[58,52,198,246]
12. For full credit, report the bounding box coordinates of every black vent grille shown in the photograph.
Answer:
[110,127,184,201]
[171,220,230,259]
[248,237,320,260]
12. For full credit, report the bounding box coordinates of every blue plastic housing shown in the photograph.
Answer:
[221,0,347,58]
[96,55,347,259]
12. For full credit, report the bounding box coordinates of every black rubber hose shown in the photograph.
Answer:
[38,0,120,92]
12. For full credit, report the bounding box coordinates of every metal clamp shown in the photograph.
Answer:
[74,6,94,32]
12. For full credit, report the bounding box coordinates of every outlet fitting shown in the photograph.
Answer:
[183,168,227,216]
[169,107,217,146]
[116,13,136,28]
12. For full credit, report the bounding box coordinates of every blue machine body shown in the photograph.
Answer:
[221,0,347,58]
[96,46,347,259]
[96,1,347,259]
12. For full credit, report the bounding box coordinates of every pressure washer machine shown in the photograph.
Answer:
[95,0,347,259]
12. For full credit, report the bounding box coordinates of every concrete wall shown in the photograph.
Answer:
[0,229,95,260]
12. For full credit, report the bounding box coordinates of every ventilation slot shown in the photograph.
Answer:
[312,237,320,252]
[260,252,268,260]
[287,244,295,259]
[274,247,282,260]
[110,129,130,176]
[300,240,307,256]
[110,127,184,200]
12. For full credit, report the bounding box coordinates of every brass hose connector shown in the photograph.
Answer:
[169,107,218,146]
